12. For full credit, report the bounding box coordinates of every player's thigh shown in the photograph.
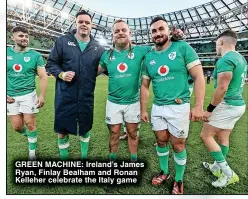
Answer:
[165,103,190,139]
[9,114,24,131]
[108,123,122,136]
[216,129,232,145]
[151,104,168,131]
[200,122,221,139]
[154,130,170,147]
[125,122,139,136]
[7,99,20,116]
[208,102,246,130]
[124,101,140,123]
[19,91,39,114]
[23,113,37,131]
[105,100,124,124]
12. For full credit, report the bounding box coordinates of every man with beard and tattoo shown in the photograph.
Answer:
[98,19,184,162]
[141,16,205,194]
[7,26,48,160]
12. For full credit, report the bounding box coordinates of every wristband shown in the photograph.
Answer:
[207,103,216,112]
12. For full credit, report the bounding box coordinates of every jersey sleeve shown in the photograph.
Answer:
[216,57,234,73]
[99,51,108,69]
[142,57,150,80]
[183,42,201,70]
[36,53,45,68]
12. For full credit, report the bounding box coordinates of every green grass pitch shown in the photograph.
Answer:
[7,77,248,194]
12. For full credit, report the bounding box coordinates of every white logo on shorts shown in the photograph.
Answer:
[157,65,169,76]
[24,57,30,62]
[13,64,22,72]
[168,52,176,60]
[127,53,134,59]
[117,63,128,73]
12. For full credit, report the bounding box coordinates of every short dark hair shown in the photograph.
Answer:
[216,30,238,41]
[76,10,92,19]
[12,26,28,34]
[150,16,167,26]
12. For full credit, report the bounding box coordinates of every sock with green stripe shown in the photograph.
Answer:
[174,149,187,182]
[26,129,38,158]
[58,136,69,160]
[17,125,27,136]
[210,151,232,177]
[156,145,169,174]
[212,144,229,170]
[80,132,90,159]
[109,152,117,161]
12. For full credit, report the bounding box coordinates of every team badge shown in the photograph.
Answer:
[13,64,22,72]
[175,98,183,104]
[127,53,134,59]
[117,63,128,73]
[157,65,169,76]
[24,57,30,62]
[168,52,176,60]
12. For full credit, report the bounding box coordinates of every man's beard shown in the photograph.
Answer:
[154,36,168,46]
[17,42,28,48]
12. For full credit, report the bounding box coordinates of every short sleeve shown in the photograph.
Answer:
[99,51,108,69]
[183,42,201,70]
[36,53,45,68]
[142,57,150,80]
[216,58,234,73]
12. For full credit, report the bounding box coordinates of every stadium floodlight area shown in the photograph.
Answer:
[7,0,248,45]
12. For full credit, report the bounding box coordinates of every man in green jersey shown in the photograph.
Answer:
[98,20,151,162]
[98,20,184,161]
[141,17,205,194]
[200,30,247,188]
[7,26,48,160]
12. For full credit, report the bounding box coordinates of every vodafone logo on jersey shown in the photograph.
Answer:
[117,63,128,73]
[157,65,169,76]
[13,64,23,72]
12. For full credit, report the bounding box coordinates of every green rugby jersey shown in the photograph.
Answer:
[142,41,201,105]
[100,45,151,105]
[214,51,247,106]
[7,46,45,97]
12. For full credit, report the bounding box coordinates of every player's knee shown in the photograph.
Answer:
[172,142,185,153]
[157,139,169,147]
[12,124,24,132]
[25,122,36,132]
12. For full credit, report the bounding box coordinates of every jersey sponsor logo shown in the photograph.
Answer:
[127,53,134,60]
[13,64,22,72]
[68,41,76,46]
[149,60,156,65]
[7,56,13,60]
[168,52,176,60]
[117,63,128,73]
[24,57,30,62]
[157,65,169,76]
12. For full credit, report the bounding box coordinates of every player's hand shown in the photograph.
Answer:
[7,96,15,104]
[141,111,149,123]
[202,111,212,122]
[62,71,75,82]
[36,95,45,108]
[190,105,204,122]
[171,25,184,40]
